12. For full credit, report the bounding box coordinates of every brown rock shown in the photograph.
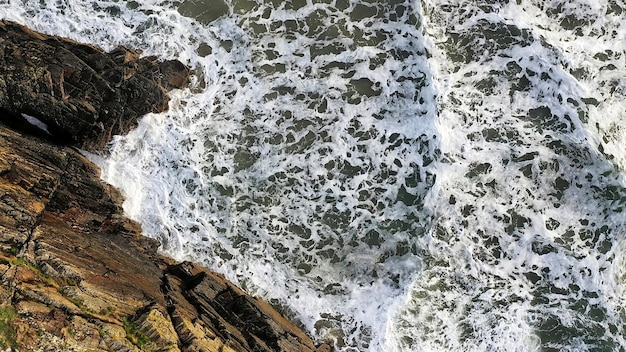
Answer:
[13,265,37,283]
[18,284,83,316]
[160,60,192,89]
[15,300,52,317]
[133,308,179,349]
[66,315,103,349]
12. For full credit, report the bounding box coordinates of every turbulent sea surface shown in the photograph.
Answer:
[2,0,626,350]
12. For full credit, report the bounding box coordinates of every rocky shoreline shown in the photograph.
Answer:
[0,20,330,351]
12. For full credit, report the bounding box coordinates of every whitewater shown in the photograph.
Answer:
[1,0,626,350]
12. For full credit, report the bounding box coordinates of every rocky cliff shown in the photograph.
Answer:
[0,20,330,352]
[0,19,188,151]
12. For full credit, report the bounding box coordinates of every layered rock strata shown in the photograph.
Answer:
[0,20,330,352]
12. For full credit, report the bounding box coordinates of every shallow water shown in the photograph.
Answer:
[2,0,626,350]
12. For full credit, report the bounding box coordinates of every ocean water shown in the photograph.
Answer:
[2,0,626,350]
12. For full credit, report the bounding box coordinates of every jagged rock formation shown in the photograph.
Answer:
[0,19,189,151]
[0,20,330,352]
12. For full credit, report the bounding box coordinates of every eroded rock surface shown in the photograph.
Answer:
[0,19,189,151]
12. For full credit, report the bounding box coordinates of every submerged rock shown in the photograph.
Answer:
[0,19,190,151]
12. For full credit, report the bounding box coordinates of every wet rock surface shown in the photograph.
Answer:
[0,21,330,351]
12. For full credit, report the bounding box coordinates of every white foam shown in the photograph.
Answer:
[410,0,626,350]
[4,0,626,351]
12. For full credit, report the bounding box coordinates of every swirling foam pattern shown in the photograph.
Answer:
[402,1,626,351]
[2,0,626,350]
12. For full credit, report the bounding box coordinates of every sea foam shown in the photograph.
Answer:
[2,0,626,351]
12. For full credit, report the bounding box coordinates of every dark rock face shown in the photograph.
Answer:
[0,21,331,351]
[0,20,189,151]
